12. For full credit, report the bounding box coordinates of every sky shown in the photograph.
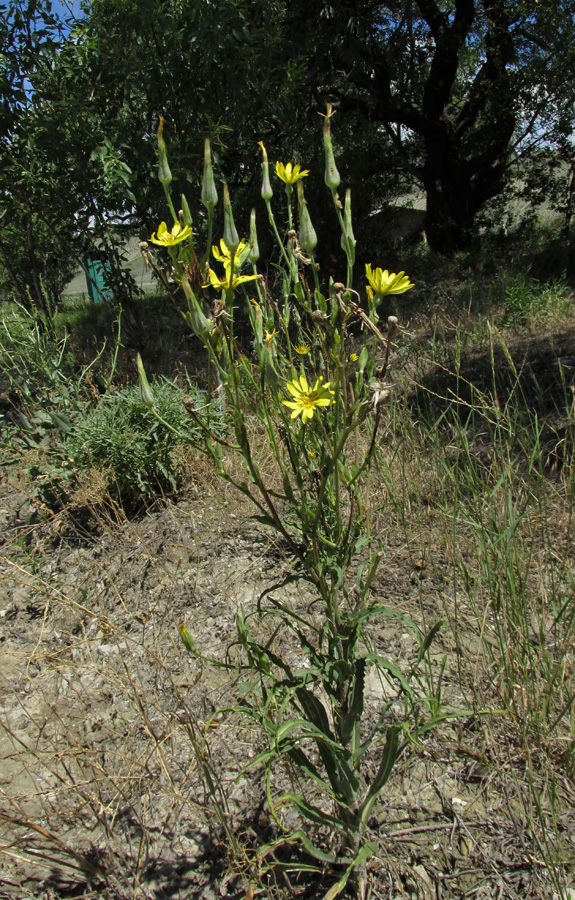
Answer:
[49,0,87,31]
[51,0,86,18]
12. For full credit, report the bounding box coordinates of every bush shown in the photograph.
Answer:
[64,378,227,511]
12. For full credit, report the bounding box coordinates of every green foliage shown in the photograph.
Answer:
[0,302,84,452]
[63,379,225,510]
[498,272,573,326]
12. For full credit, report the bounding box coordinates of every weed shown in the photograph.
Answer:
[60,378,227,513]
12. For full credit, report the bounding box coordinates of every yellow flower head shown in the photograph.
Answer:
[203,238,259,292]
[264,328,278,347]
[349,352,359,362]
[212,238,252,268]
[294,342,311,355]
[365,264,414,296]
[203,267,259,293]
[283,375,335,423]
[275,161,310,185]
[150,221,192,247]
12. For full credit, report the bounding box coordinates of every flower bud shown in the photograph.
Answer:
[157,117,172,187]
[179,624,196,654]
[181,193,193,228]
[340,189,356,265]
[187,292,211,340]
[249,208,260,263]
[260,345,279,387]
[223,183,239,255]
[136,353,155,408]
[201,138,218,211]
[297,182,317,253]
[323,104,340,192]
[258,141,273,202]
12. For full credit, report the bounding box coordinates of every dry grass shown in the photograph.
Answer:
[1,315,575,899]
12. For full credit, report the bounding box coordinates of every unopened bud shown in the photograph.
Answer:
[179,624,196,654]
[297,182,317,253]
[181,193,193,227]
[249,208,260,264]
[323,104,340,192]
[187,292,211,339]
[341,189,356,265]
[223,183,239,255]
[258,141,273,202]
[136,353,155,408]
[157,117,172,187]
[201,138,218,211]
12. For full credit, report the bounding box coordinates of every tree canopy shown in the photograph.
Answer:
[1,0,574,311]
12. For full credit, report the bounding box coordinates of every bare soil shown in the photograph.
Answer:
[1,324,575,899]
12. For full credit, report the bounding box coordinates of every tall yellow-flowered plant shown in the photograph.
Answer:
[138,110,441,896]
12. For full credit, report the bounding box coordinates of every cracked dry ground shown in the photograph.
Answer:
[0,460,574,900]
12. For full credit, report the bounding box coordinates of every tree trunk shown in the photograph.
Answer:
[422,134,475,253]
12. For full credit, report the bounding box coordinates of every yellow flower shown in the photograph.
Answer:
[275,161,310,185]
[294,342,311,355]
[349,352,359,362]
[203,266,259,292]
[150,221,192,247]
[283,375,335,423]
[203,239,259,291]
[365,264,414,296]
[212,238,252,268]
[264,328,278,347]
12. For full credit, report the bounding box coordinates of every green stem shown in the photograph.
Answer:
[202,207,214,268]
[265,199,292,271]
[163,181,179,226]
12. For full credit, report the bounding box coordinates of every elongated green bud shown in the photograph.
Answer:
[258,141,273,202]
[189,293,211,339]
[260,345,279,386]
[201,138,218,210]
[323,104,340,191]
[251,298,263,344]
[136,353,155,408]
[249,208,260,263]
[223,183,239,254]
[179,624,196,654]
[341,189,355,264]
[157,117,172,187]
[297,182,317,253]
[181,193,193,228]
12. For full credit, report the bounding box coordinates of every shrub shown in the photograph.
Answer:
[64,378,226,511]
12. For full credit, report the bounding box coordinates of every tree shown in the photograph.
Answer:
[0,0,157,337]
[279,0,575,253]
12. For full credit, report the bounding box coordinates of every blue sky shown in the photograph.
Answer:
[50,0,87,27]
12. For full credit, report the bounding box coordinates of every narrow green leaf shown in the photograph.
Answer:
[417,620,443,663]
[360,726,399,825]
[323,842,376,900]
[279,792,348,831]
